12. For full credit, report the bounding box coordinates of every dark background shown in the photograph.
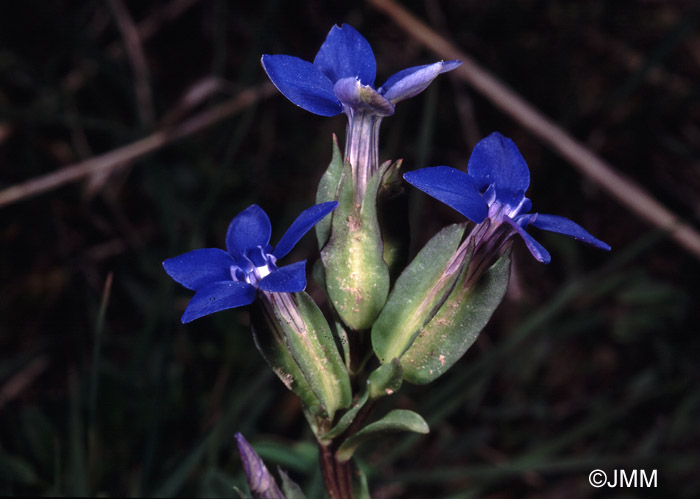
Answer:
[1,0,699,497]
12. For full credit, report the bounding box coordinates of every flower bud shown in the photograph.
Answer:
[251,291,351,428]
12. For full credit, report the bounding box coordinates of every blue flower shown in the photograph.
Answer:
[261,23,460,118]
[262,24,460,200]
[163,202,338,323]
[404,132,611,263]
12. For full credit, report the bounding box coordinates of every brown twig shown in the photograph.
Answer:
[368,0,700,261]
[0,83,276,208]
[108,0,155,126]
[319,442,343,499]
[63,0,201,92]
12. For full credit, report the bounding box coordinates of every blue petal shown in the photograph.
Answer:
[226,205,272,257]
[181,281,256,323]
[379,60,461,103]
[313,24,376,85]
[404,167,488,223]
[257,261,307,293]
[163,248,236,291]
[503,215,551,263]
[468,132,530,203]
[261,55,342,116]
[273,201,339,259]
[531,214,611,251]
[333,77,394,116]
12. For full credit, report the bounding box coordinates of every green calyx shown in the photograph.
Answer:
[321,156,392,332]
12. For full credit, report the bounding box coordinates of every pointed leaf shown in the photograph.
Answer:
[335,410,429,462]
[372,223,468,363]
[278,468,306,499]
[401,250,511,384]
[321,388,369,442]
[315,135,345,248]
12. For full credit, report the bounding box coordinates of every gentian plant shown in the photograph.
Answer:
[163,24,610,499]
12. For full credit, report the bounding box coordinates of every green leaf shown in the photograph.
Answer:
[401,250,511,384]
[278,468,306,499]
[372,223,468,363]
[315,134,344,248]
[321,160,391,331]
[321,388,370,442]
[367,358,402,399]
[336,410,429,462]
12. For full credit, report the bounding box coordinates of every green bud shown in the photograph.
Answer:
[372,223,469,363]
[401,249,511,384]
[252,291,352,427]
[321,159,391,331]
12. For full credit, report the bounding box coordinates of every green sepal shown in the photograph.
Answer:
[401,250,512,384]
[372,223,468,363]
[283,292,352,421]
[367,358,402,399]
[251,292,352,430]
[315,134,344,248]
[250,312,325,434]
[278,468,306,499]
[320,388,370,443]
[335,410,429,462]
[321,159,391,331]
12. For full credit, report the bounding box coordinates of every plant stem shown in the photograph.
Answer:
[319,442,342,499]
